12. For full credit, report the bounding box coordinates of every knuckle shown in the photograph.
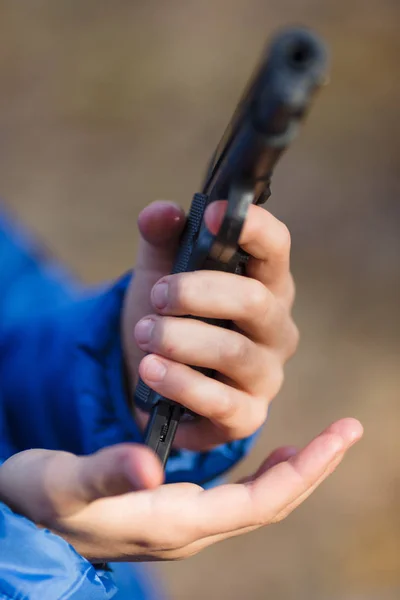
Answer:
[245,280,271,315]
[275,223,291,258]
[281,272,296,309]
[171,272,201,313]
[211,389,238,423]
[174,376,196,406]
[287,322,300,358]
[252,401,269,431]
[151,318,177,357]
[148,316,163,345]
[266,361,284,400]
[278,316,299,361]
[234,400,267,438]
[274,364,285,394]
[221,334,251,366]
[287,273,296,306]
[247,409,267,437]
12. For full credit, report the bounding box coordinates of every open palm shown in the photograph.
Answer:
[0,418,362,562]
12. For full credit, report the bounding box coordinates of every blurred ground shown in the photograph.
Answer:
[0,1,399,599]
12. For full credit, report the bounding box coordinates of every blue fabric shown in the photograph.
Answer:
[0,207,260,599]
[0,502,116,600]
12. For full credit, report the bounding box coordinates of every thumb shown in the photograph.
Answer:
[136,200,186,274]
[76,443,164,505]
[122,201,186,387]
[0,444,163,523]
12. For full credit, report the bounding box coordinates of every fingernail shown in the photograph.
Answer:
[152,282,169,309]
[143,356,167,381]
[135,318,155,345]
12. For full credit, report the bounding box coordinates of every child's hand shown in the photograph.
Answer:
[123,200,299,450]
[0,418,363,563]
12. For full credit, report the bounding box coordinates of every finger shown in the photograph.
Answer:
[270,446,346,523]
[205,201,292,296]
[135,314,269,394]
[250,445,299,478]
[123,201,186,386]
[242,417,363,525]
[237,446,298,484]
[138,355,272,442]
[173,394,286,450]
[139,419,362,558]
[37,445,163,520]
[173,417,250,451]
[189,440,351,553]
[261,269,295,310]
[149,271,298,349]
[59,421,361,562]
[0,444,163,524]
[189,418,363,539]
[76,444,164,506]
[136,200,186,271]
[127,201,186,317]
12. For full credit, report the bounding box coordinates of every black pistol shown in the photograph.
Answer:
[134,26,329,468]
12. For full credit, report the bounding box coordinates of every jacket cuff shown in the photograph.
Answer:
[0,502,117,600]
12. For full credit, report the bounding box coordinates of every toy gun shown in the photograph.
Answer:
[134,26,329,467]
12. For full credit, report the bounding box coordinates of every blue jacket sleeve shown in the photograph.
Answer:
[0,501,117,600]
[0,209,260,484]
[0,208,261,599]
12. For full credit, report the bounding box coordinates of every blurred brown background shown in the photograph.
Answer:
[0,1,399,599]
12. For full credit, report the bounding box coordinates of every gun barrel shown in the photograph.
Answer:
[202,27,329,204]
[253,27,328,137]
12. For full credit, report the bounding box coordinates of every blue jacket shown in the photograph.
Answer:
[0,208,259,599]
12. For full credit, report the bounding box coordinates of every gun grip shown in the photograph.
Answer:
[134,186,252,414]
[134,193,211,413]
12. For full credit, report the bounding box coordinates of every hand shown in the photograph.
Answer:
[122,200,299,450]
[0,418,363,562]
